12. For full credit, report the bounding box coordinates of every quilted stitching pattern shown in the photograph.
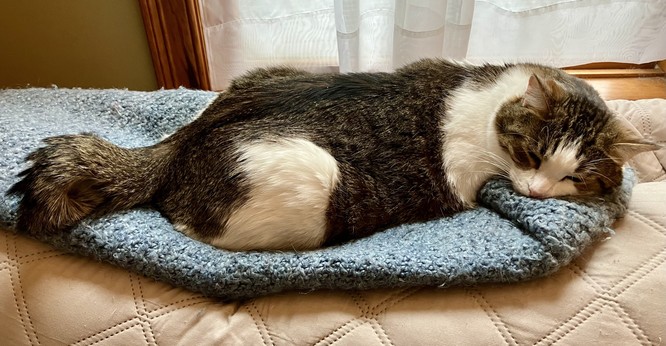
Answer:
[1,99,665,345]
[1,186,664,346]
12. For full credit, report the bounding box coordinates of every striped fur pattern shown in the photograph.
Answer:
[8,60,659,250]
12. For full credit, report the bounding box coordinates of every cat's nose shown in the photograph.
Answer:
[528,187,547,199]
[527,176,553,199]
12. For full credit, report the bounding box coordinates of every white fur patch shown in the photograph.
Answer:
[174,223,197,237]
[213,138,340,251]
[442,66,533,206]
[511,142,581,198]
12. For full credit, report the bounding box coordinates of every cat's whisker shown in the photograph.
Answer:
[477,155,511,170]
[584,157,614,165]
[587,169,614,183]
[453,142,512,170]
[466,171,511,180]
[473,159,510,173]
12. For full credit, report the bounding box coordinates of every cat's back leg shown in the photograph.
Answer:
[215,137,340,250]
[167,136,341,251]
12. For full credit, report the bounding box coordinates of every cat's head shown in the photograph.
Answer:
[495,73,660,199]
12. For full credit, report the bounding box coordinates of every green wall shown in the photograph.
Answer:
[0,0,158,90]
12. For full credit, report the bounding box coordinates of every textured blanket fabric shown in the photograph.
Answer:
[0,88,633,299]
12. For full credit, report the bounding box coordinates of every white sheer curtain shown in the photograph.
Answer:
[467,0,666,66]
[334,0,475,72]
[198,0,666,90]
[198,0,338,89]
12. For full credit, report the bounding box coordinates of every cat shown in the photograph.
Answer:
[8,59,659,251]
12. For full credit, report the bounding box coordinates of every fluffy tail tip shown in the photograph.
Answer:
[8,135,108,234]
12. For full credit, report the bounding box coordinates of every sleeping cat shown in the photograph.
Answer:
[8,59,659,251]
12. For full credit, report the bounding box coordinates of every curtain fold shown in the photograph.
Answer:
[198,0,339,89]
[198,0,666,90]
[467,0,666,66]
[335,0,475,73]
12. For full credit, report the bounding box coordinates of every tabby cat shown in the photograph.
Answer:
[9,59,659,250]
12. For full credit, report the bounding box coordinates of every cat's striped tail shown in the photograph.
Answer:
[7,134,170,234]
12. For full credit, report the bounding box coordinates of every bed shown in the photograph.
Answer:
[1,90,664,345]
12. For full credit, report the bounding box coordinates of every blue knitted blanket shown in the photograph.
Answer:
[0,88,633,299]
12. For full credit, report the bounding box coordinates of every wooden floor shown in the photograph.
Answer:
[583,77,666,100]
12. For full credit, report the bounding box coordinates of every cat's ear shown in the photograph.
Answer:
[609,139,661,164]
[522,75,565,118]
[608,116,661,163]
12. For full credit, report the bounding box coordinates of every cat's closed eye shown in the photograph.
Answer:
[562,175,583,183]
[510,149,541,169]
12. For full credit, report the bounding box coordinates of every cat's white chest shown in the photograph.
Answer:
[442,132,509,207]
[441,67,531,207]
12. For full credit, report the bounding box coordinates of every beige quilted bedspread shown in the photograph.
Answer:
[1,99,665,345]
